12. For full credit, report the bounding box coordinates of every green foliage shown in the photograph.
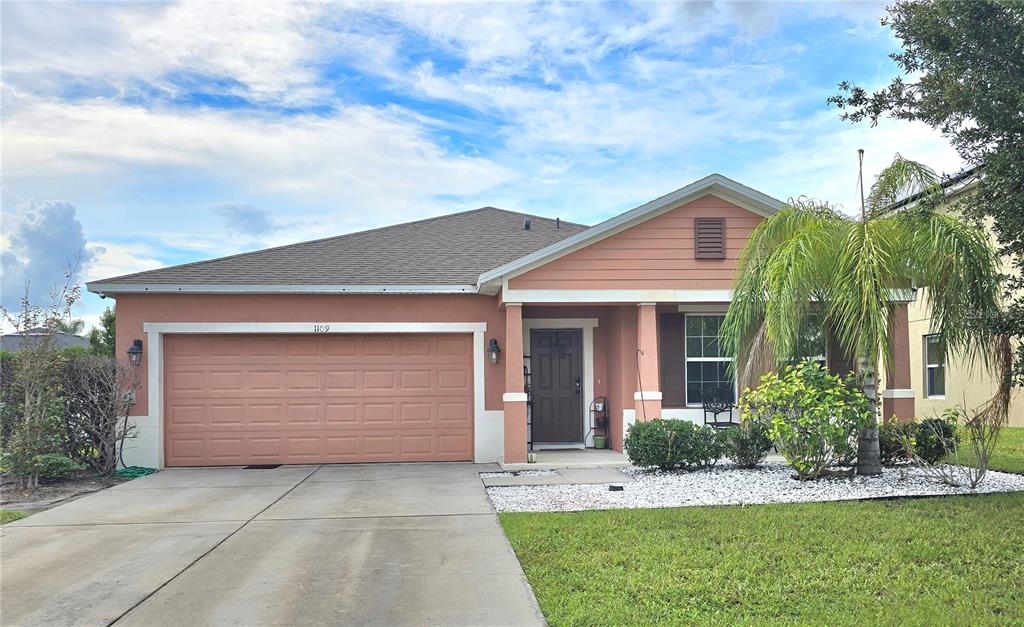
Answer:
[31,453,81,483]
[829,0,1024,387]
[624,419,725,471]
[916,415,960,464]
[738,361,872,480]
[0,414,67,483]
[721,422,772,469]
[879,421,914,466]
[88,307,116,356]
[500,493,1024,625]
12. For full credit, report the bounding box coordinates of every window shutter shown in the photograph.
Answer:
[659,313,685,407]
[694,218,726,259]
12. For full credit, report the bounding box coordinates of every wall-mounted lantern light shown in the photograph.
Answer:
[127,339,144,367]
[488,338,501,365]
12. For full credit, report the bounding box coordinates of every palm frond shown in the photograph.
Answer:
[867,154,944,217]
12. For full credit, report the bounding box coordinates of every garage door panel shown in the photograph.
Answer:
[163,333,474,466]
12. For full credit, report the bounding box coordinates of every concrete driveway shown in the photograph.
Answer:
[1,463,545,626]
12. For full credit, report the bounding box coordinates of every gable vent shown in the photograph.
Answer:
[694,217,726,259]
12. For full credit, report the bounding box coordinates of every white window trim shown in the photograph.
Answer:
[683,313,738,408]
[521,318,598,447]
[923,334,946,399]
[141,321,490,468]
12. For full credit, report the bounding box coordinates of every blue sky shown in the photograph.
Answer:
[1,1,964,330]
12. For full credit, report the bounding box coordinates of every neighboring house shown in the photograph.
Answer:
[87,174,919,468]
[0,327,90,351]
[892,169,1023,426]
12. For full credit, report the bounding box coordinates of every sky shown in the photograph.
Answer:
[1,1,966,332]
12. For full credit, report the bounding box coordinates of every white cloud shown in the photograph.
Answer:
[736,114,965,213]
[84,242,165,283]
[3,93,515,221]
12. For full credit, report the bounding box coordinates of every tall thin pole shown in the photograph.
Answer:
[857,148,866,220]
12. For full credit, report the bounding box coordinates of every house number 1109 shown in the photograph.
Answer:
[313,324,331,333]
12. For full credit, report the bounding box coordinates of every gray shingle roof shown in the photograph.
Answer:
[89,208,587,290]
[1,329,90,351]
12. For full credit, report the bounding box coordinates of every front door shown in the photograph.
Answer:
[530,329,583,443]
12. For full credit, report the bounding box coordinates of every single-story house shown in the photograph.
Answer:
[0,327,91,352]
[87,174,918,468]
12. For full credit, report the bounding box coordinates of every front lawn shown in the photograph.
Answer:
[501,493,1024,625]
[970,426,1024,474]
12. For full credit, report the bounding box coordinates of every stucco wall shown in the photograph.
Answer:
[114,293,508,416]
[905,296,1023,426]
[509,194,764,290]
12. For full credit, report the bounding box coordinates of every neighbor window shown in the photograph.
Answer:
[684,314,735,405]
[924,334,945,398]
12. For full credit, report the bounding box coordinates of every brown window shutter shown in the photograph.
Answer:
[659,313,685,408]
[827,329,856,377]
[694,218,726,259]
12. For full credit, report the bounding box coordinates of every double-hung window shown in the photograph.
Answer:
[684,314,735,404]
[924,334,945,398]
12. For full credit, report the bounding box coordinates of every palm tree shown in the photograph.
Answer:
[723,155,1009,476]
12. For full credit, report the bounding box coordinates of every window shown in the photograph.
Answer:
[685,314,735,405]
[794,317,827,369]
[924,334,945,398]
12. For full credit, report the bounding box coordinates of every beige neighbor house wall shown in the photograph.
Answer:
[904,215,1023,426]
[907,293,1023,426]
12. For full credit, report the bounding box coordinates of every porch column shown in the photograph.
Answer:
[503,303,528,462]
[882,303,915,423]
[635,303,661,420]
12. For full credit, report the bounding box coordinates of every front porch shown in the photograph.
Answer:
[498,301,917,464]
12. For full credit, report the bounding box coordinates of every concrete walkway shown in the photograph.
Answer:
[1,463,545,627]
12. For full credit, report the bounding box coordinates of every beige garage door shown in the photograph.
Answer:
[163,333,474,466]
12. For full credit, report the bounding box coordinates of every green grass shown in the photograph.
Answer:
[0,509,29,525]
[501,494,1024,626]
[975,426,1024,474]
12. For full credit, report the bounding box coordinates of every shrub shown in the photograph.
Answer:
[907,406,999,488]
[879,421,914,466]
[722,422,772,469]
[61,354,139,476]
[32,453,81,483]
[625,419,725,470]
[915,416,959,464]
[738,360,872,481]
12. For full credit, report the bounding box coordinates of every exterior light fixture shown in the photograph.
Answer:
[127,339,144,367]
[488,338,502,365]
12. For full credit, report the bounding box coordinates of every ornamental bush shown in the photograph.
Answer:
[738,360,872,480]
[879,421,914,466]
[721,422,773,469]
[915,416,960,464]
[625,419,725,471]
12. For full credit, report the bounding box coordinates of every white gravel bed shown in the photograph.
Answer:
[486,463,1024,513]
[479,469,559,478]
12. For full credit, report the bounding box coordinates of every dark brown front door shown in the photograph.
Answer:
[530,329,583,443]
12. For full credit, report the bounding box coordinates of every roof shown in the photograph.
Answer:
[87,174,781,296]
[477,173,783,290]
[1,328,90,351]
[88,208,588,295]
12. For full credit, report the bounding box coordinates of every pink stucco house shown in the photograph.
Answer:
[87,174,916,468]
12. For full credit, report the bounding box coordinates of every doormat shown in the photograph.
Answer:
[243,464,281,469]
